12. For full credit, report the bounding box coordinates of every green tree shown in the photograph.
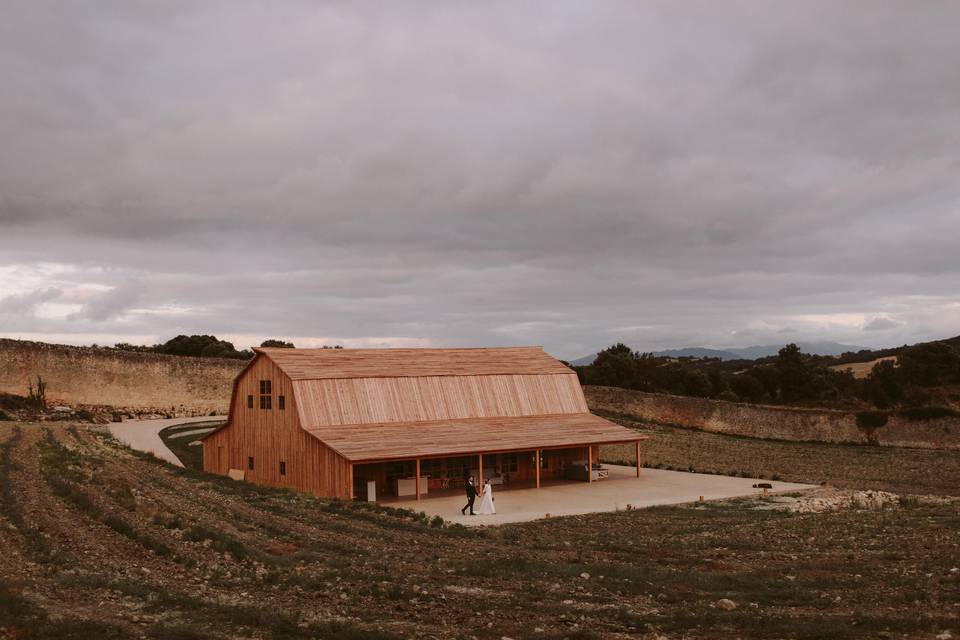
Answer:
[681,369,711,397]
[260,339,295,348]
[589,343,636,388]
[898,342,960,387]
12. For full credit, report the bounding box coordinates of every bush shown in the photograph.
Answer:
[856,410,889,430]
[896,405,960,421]
[716,390,739,402]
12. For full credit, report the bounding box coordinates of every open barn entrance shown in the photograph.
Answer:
[350,443,640,503]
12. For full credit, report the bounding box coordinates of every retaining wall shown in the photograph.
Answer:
[0,339,243,416]
[584,385,960,450]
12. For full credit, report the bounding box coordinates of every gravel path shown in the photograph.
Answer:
[107,416,226,466]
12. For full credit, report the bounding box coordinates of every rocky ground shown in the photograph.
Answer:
[1,421,958,639]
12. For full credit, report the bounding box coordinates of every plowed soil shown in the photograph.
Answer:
[1,422,958,639]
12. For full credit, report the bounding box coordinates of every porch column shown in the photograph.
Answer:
[636,440,642,477]
[415,459,421,501]
[478,454,484,486]
[535,449,541,489]
[348,463,354,499]
[587,446,593,483]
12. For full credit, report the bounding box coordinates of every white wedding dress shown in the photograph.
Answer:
[477,482,496,514]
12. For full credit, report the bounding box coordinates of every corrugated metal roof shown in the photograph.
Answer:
[256,346,571,380]
[304,413,644,462]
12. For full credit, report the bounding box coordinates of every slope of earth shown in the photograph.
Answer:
[828,356,898,379]
[0,421,958,639]
[599,412,960,496]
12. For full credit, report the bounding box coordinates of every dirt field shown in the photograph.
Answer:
[827,356,897,379]
[1,421,959,639]
[599,411,960,496]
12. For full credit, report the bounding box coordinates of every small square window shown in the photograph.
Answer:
[279,461,286,476]
[247,395,253,409]
[278,395,285,410]
[259,395,272,410]
[248,456,254,471]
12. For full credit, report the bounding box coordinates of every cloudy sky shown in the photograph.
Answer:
[2,1,959,360]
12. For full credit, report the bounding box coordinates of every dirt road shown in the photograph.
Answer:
[107,416,226,466]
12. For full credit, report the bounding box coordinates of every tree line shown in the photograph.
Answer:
[574,337,960,413]
[110,335,342,359]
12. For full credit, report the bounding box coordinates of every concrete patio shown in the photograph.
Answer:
[393,464,815,525]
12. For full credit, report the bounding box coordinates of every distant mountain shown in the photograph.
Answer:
[650,347,742,360]
[730,341,867,360]
[570,341,866,366]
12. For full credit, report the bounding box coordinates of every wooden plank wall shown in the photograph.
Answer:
[295,373,588,427]
[202,355,351,498]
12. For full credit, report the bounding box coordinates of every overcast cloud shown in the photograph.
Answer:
[1,1,959,359]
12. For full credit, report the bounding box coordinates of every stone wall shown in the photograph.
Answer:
[0,339,244,416]
[585,385,960,450]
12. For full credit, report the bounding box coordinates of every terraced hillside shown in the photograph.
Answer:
[1,422,958,639]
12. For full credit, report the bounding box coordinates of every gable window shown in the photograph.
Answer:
[248,456,254,470]
[259,379,272,410]
[247,395,254,409]
[279,461,286,476]
[278,395,285,410]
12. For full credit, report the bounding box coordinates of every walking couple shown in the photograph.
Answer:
[461,476,495,515]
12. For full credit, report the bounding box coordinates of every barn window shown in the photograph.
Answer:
[248,456,254,470]
[259,379,272,409]
[247,395,253,409]
[278,395,285,410]
[279,461,286,476]
[501,453,518,473]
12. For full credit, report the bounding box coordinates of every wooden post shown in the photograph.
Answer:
[535,449,541,489]
[588,446,593,483]
[636,440,642,478]
[478,454,483,487]
[348,463,354,500]
[415,459,421,501]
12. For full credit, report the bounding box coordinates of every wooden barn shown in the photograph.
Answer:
[201,346,646,501]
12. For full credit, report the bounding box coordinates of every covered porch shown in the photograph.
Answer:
[304,413,646,503]
[350,442,643,502]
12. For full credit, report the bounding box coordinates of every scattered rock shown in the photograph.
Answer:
[580,572,590,580]
[715,598,737,611]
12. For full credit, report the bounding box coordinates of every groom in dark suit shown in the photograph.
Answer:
[461,475,478,515]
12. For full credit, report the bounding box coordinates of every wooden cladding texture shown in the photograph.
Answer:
[258,346,572,380]
[202,355,351,498]
[293,373,588,428]
[305,413,644,462]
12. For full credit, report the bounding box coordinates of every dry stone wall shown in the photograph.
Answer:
[0,339,243,416]
[585,385,960,450]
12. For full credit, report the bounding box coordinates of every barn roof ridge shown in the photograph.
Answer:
[254,345,574,381]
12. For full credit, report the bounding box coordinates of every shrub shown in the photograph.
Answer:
[856,410,889,430]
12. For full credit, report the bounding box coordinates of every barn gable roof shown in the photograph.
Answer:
[254,346,572,380]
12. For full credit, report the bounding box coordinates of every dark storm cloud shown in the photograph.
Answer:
[1,1,959,357]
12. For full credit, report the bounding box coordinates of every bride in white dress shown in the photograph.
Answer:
[477,479,496,515]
